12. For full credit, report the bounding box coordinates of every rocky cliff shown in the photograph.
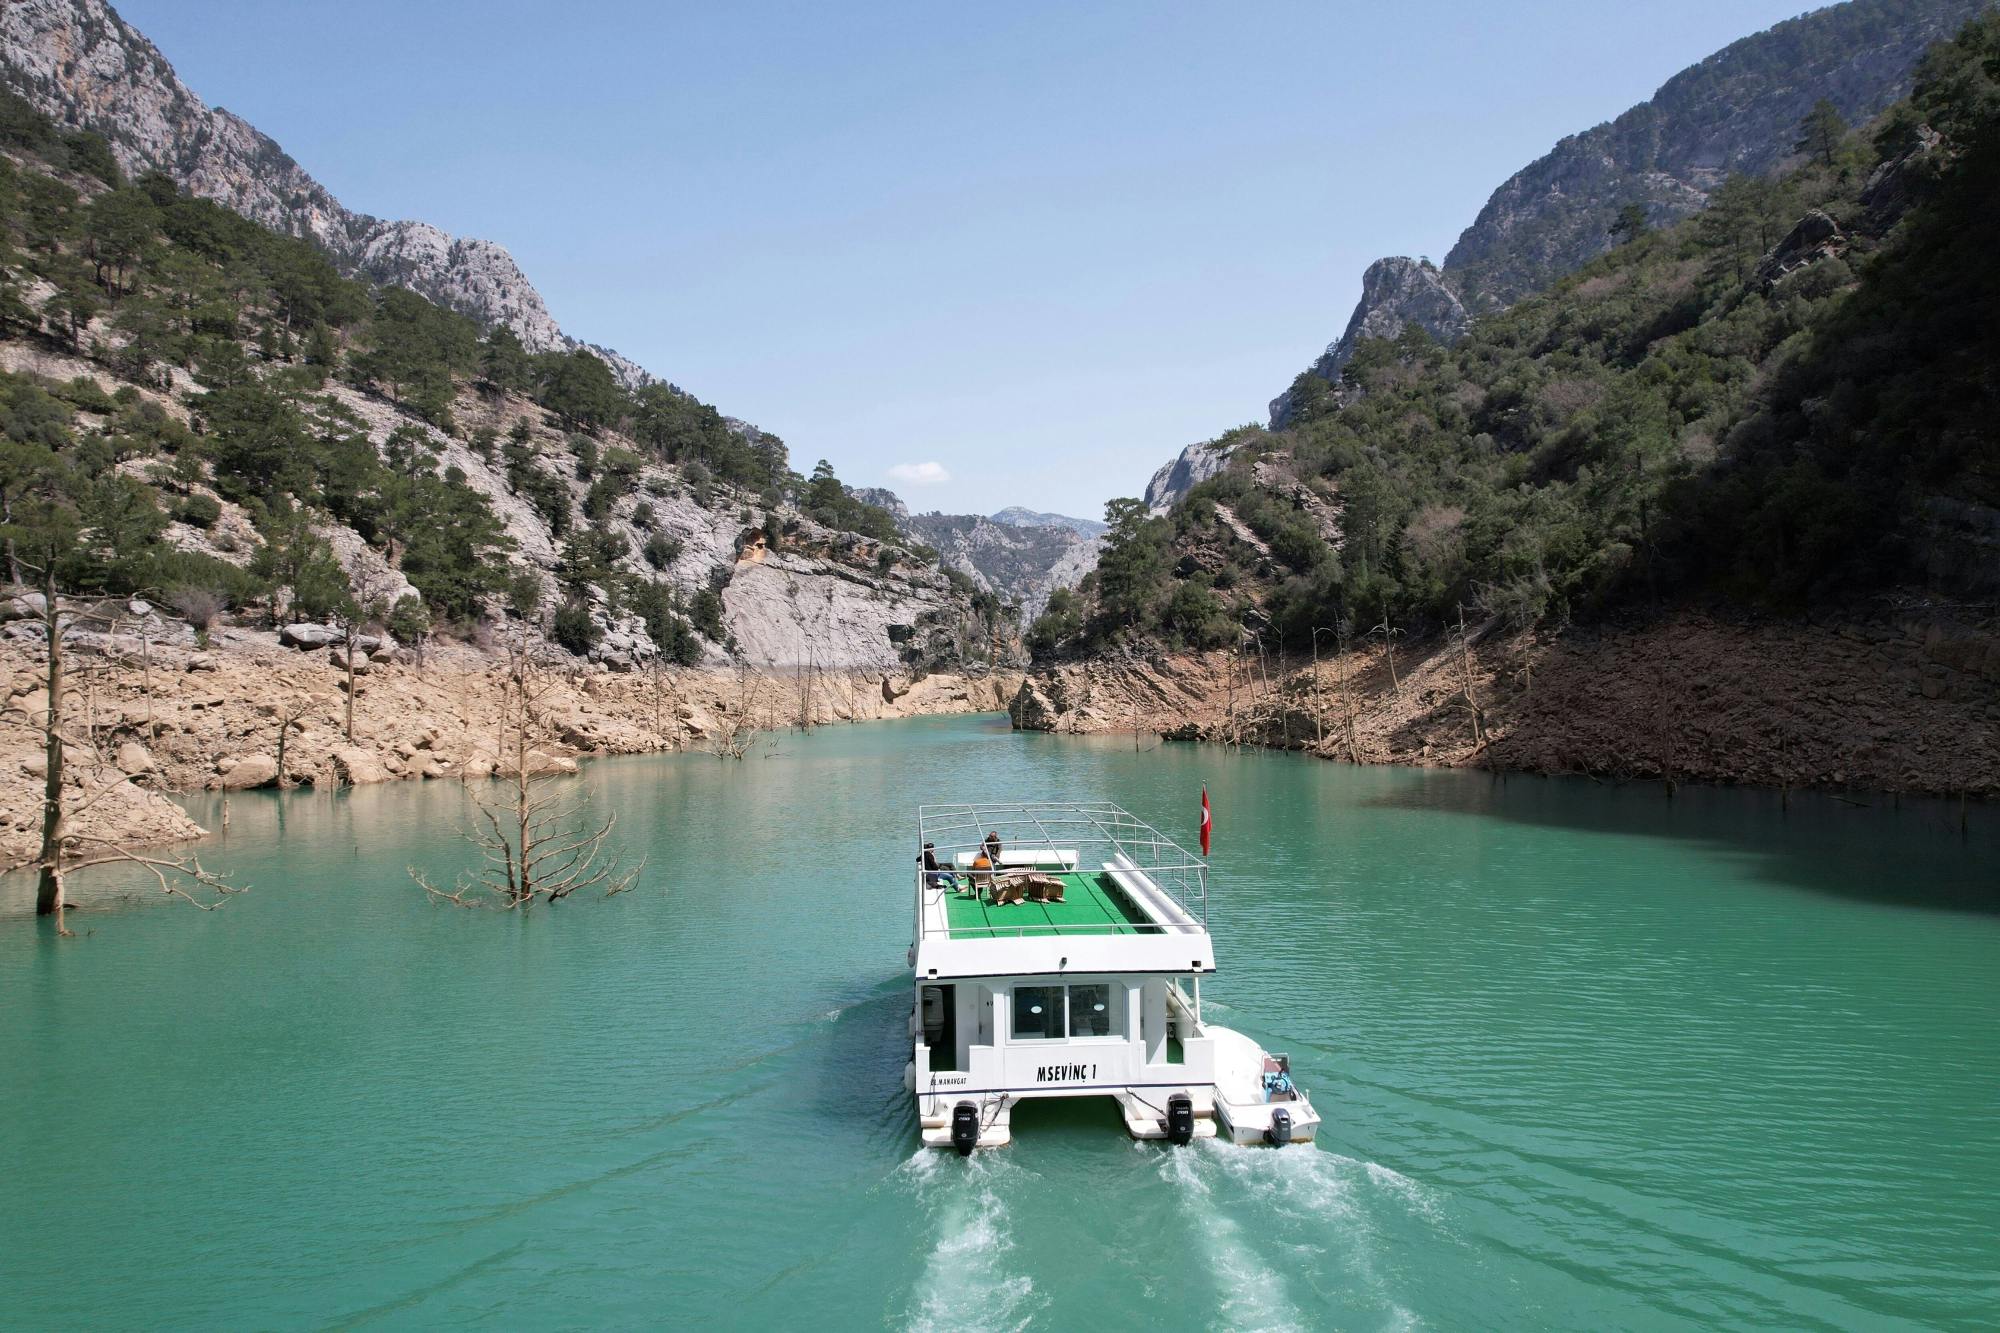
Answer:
[1009,608,2000,799]
[0,0,653,386]
[1143,428,1265,513]
[1266,0,1986,426]
[989,507,1106,540]
[874,505,1094,623]
[0,620,1024,875]
[1266,257,1471,428]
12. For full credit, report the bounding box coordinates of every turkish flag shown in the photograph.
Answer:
[1200,786,1211,857]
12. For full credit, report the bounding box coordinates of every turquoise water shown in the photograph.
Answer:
[3,715,1997,1330]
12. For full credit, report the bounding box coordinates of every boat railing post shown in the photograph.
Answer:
[1193,976,1201,1024]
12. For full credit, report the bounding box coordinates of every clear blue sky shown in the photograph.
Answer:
[117,0,1813,518]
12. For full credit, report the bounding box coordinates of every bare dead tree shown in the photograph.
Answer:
[3,580,242,933]
[1457,604,1485,749]
[333,564,392,743]
[1370,607,1402,694]
[413,634,641,910]
[272,697,313,788]
[708,660,759,759]
[1336,616,1359,763]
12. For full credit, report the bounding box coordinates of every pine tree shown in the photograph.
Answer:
[1795,97,1848,168]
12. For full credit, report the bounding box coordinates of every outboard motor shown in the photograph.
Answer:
[1265,1107,1294,1147]
[1166,1094,1195,1146]
[950,1101,980,1156]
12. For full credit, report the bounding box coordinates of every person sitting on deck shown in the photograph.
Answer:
[970,831,1003,895]
[919,842,960,894]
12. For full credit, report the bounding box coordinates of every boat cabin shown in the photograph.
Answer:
[907,802,1225,1150]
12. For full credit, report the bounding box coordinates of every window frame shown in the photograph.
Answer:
[1005,980,1126,1044]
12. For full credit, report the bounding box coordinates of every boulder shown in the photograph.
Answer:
[1008,679,1061,732]
[331,747,391,785]
[216,753,278,789]
[280,623,340,650]
[114,741,155,776]
[1,592,47,621]
[495,748,579,779]
[185,653,219,672]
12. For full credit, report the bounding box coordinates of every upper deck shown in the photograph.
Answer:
[912,802,1216,980]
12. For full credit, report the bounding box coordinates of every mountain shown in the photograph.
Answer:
[851,491,1101,621]
[0,0,656,388]
[1037,9,2000,661]
[0,69,993,673]
[1265,0,1987,429]
[1143,429,1260,514]
[988,507,1106,540]
[904,513,1099,623]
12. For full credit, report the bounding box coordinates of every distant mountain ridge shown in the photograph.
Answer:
[0,0,657,388]
[850,491,1103,620]
[1264,0,1987,429]
[988,507,1106,539]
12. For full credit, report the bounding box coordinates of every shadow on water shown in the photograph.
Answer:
[797,981,931,1164]
[1004,1096,1129,1141]
[1364,766,2000,915]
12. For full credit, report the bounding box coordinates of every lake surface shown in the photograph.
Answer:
[3,715,1997,1330]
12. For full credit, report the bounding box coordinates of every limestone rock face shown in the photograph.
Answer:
[1268,257,1472,428]
[0,0,653,387]
[1007,677,1064,732]
[1441,0,1980,314]
[1754,209,1845,288]
[1266,0,1983,427]
[900,509,1102,622]
[1143,437,1245,515]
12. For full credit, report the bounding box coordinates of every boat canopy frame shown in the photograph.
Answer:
[916,801,1209,939]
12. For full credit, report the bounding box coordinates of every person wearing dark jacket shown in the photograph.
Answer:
[920,842,961,894]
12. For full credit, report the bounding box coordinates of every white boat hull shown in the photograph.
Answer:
[1207,1024,1322,1147]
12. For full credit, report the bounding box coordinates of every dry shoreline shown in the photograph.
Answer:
[0,625,1021,873]
[11,601,1996,880]
[1007,606,2000,801]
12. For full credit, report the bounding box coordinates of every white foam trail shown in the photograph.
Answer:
[903,1157,1041,1333]
[1191,1142,1439,1330]
[1363,1159,1446,1227]
[1163,1147,1307,1332]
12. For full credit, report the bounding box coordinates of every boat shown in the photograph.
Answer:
[904,800,1322,1153]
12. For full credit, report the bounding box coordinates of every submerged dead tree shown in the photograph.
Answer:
[3,581,240,933]
[413,635,641,910]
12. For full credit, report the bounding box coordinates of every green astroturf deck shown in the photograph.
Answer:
[941,870,1155,936]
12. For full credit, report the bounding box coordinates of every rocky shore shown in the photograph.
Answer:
[1009,606,2000,799]
[0,624,1021,873]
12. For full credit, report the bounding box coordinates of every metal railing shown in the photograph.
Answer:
[914,801,1209,938]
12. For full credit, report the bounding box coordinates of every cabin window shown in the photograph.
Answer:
[1009,983,1122,1041]
[1067,983,1116,1038]
[1012,985,1063,1040]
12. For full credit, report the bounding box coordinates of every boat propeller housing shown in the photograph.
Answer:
[950,1102,980,1156]
[1167,1093,1195,1145]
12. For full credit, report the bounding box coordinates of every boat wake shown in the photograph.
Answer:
[1162,1140,1445,1330]
[1161,1145,1310,1331]
[897,1151,1044,1333]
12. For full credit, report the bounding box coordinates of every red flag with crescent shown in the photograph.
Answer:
[1200,785,1211,856]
